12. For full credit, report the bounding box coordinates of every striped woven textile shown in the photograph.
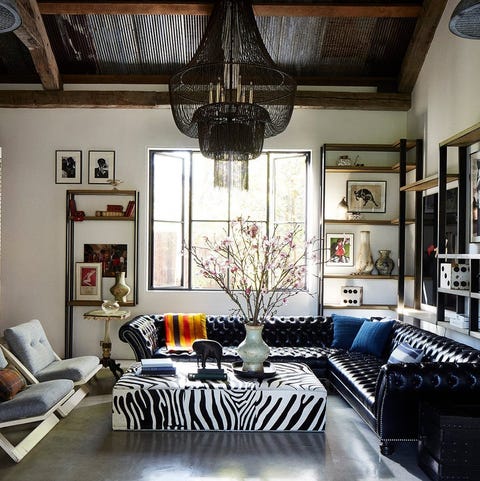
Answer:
[164,313,207,352]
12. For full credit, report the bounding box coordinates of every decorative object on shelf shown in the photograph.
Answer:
[353,230,374,275]
[450,313,469,329]
[336,197,349,219]
[68,198,85,221]
[88,150,115,184]
[337,155,352,166]
[107,179,124,189]
[346,180,386,213]
[451,263,470,290]
[440,263,452,288]
[75,262,102,301]
[347,212,363,221]
[340,286,363,306]
[101,299,120,315]
[374,249,395,275]
[189,217,317,374]
[326,233,354,266]
[169,0,296,166]
[449,0,480,39]
[110,271,131,302]
[84,244,128,277]
[55,150,82,184]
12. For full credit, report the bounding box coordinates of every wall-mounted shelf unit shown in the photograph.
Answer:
[319,139,423,313]
[65,189,139,357]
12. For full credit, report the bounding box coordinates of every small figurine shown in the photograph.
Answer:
[192,339,223,369]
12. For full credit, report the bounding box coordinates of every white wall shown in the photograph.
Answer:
[0,106,406,358]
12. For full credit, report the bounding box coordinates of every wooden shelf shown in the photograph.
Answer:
[440,122,480,147]
[437,321,470,335]
[69,216,135,221]
[325,219,398,225]
[68,300,135,307]
[437,253,480,260]
[324,141,417,152]
[324,304,396,310]
[437,287,470,298]
[67,189,136,196]
[324,274,398,279]
[326,165,415,173]
[400,174,458,192]
[391,218,415,225]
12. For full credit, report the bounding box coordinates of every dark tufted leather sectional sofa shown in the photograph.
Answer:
[119,314,480,455]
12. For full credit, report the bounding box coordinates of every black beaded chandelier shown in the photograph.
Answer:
[169,0,296,163]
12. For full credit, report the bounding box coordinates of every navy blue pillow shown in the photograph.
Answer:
[331,314,369,350]
[350,320,395,357]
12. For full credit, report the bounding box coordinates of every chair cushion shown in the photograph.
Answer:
[34,356,100,383]
[0,379,73,423]
[388,342,424,364]
[350,320,395,358]
[331,314,368,350]
[0,368,26,401]
[4,319,57,375]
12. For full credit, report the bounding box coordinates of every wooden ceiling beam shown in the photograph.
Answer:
[37,2,422,18]
[398,0,448,93]
[0,89,411,110]
[14,0,61,90]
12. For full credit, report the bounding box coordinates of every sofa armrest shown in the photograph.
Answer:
[377,362,480,395]
[118,314,164,361]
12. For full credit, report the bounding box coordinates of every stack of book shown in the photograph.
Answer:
[140,358,176,376]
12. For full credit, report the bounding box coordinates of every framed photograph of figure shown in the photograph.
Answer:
[55,150,82,184]
[75,262,102,301]
[326,233,354,267]
[346,180,386,213]
[88,150,115,184]
[470,150,480,242]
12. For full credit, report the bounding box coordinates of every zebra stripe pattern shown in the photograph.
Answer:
[112,362,327,431]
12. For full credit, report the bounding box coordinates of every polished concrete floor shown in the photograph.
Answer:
[0,368,431,481]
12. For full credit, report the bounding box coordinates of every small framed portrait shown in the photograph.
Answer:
[55,150,82,184]
[88,150,115,184]
[470,150,480,242]
[75,262,102,301]
[346,180,386,213]
[326,233,354,267]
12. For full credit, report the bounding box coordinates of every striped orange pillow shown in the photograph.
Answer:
[164,313,207,352]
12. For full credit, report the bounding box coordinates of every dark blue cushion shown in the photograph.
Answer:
[350,320,395,357]
[331,314,369,350]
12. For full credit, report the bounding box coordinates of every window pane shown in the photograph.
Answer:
[152,152,185,221]
[152,221,183,287]
[191,153,229,220]
[230,154,268,220]
[190,221,228,289]
[273,154,307,222]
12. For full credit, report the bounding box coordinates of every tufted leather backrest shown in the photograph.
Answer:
[388,321,480,363]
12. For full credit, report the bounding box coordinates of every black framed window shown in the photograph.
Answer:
[148,150,310,290]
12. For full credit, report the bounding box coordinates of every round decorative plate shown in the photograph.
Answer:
[231,361,276,380]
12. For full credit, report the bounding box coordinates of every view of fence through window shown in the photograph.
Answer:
[149,150,309,290]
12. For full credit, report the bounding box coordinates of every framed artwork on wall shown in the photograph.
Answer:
[88,150,115,184]
[346,180,386,213]
[55,150,82,184]
[75,262,102,301]
[470,150,480,242]
[326,233,354,266]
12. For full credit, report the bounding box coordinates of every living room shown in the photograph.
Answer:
[1,0,480,479]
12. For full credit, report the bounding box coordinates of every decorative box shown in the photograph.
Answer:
[449,314,469,329]
[450,263,470,290]
[439,263,451,289]
[340,286,362,306]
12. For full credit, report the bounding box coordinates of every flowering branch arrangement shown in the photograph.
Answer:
[189,217,318,325]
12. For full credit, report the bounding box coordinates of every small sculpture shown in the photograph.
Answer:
[192,339,223,369]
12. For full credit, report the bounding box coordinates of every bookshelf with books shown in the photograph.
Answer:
[65,189,139,357]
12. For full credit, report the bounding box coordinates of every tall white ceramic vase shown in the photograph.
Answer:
[237,324,270,373]
[355,230,374,275]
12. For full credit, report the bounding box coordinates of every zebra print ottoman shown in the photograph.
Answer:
[112,362,327,431]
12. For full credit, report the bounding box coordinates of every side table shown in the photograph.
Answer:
[83,309,130,379]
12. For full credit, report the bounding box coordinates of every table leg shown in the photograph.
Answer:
[100,319,124,380]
